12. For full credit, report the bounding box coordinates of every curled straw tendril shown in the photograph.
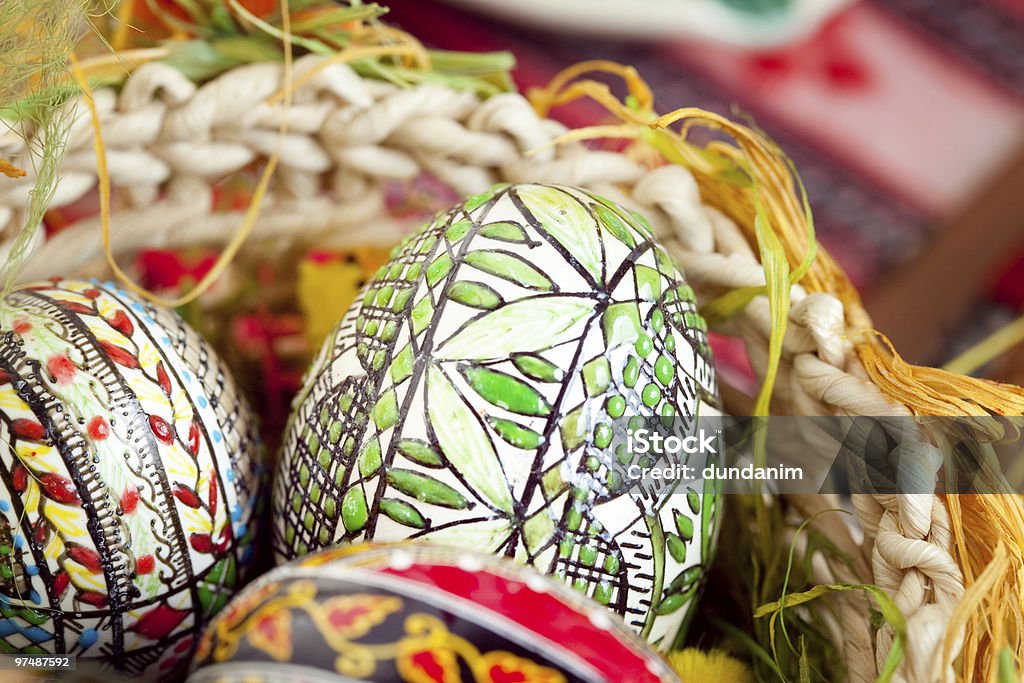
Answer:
[530,61,1024,681]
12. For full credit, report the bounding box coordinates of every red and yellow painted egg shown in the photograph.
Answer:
[189,542,681,683]
[0,279,264,678]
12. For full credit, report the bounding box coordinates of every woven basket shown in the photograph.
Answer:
[0,49,1018,683]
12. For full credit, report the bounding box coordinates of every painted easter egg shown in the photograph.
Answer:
[189,542,681,682]
[273,183,720,648]
[0,279,264,678]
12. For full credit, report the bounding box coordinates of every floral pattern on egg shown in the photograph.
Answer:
[0,279,264,678]
[189,543,681,683]
[273,184,720,648]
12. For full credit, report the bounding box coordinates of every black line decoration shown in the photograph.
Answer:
[273,183,721,649]
[0,279,265,678]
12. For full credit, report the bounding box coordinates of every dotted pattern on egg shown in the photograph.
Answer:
[273,184,719,648]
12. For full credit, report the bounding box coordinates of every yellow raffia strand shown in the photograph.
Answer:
[944,313,1024,376]
[72,46,171,80]
[0,159,27,178]
[534,61,1024,683]
[68,0,295,309]
[361,23,432,71]
[110,0,135,52]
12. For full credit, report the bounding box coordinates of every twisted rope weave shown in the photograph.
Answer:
[0,55,964,682]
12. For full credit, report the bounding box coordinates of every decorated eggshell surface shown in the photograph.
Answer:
[273,183,720,648]
[0,280,264,678]
[189,542,681,683]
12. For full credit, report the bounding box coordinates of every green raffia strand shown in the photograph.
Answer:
[750,195,789,462]
[700,153,817,328]
[755,582,906,683]
[711,618,787,682]
[142,1,516,98]
[689,495,851,682]
[647,108,843,683]
[0,0,105,297]
[770,510,857,682]
[645,123,818,426]
[998,647,1019,683]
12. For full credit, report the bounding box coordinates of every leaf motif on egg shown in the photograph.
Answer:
[274,184,720,649]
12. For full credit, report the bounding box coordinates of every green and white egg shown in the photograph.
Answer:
[273,183,720,649]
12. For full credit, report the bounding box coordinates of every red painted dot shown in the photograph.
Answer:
[12,418,46,441]
[121,485,140,514]
[78,591,108,608]
[136,554,155,575]
[148,414,175,445]
[87,416,110,440]
[83,288,101,299]
[47,354,77,384]
[12,318,31,334]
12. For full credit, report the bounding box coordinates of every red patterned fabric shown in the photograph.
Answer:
[387,0,1024,292]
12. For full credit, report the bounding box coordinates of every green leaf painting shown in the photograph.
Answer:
[435,296,594,361]
[515,184,604,282]
[464,250,555,291]
[427,365,515,513]
[274,183,720,652]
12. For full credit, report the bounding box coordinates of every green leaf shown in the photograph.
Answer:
[666,533,687,563]
[593,202,637,249]
[427,366,514,512]
[464,250,554,291]
[426,253,452,287]
[674,511,694,541]
[516,185,603,282]
[341,487,368,533]
[396,439,445,468]
[522,510,556,554]
[386,469,470,509]
[487,417,543,450]
[480,221,531,243]
[511,353,563,383]
[422,518,512,553]
[602,302,643,348]
[379,498,428,529]
[634,265,662,301]
[666,564,705,594]
[559,404,587,452]
[447,281,503,310]
[372,389,399,431]
[436,296,594,361]
[389,344,415,384]
[655,593,690,615]
[461,365,551,417]
[411,296,434,336]
[357,438,382,478]
[582,356,611,397]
